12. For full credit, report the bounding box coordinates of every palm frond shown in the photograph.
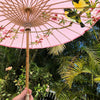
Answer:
[59,60,84,88]
[82,68,92,74]
[81,47,100,72]
[48,44,65,56]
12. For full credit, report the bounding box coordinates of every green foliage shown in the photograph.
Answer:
[94,76,100,83]
[59,44,100,87]
[34,83,47,98]
[0,69,16,100]
[0,62,53,99]
[59,56,85,88]
[13,66,26,94]
[48,44,66,56]
[29,62,52,98]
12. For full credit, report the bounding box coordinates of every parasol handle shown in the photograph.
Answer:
[25,94,30,100]
[25,9,31,100]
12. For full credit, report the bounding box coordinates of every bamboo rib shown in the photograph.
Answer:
[30,2,51,25]
[0,18,8,22]
[1,24,15,43]
[33,26,43,48]
[48,13,91,29]
[4,14,22,26]
[6,0,22,6]
[30,16,51,47]
[35,26,43,48]
[4,0,20,18]
[1,19,18,30]
[14,0,23,5]
[19,0,25,11]
[46,21,82,37]
[0,1,13,6]
[30,0,34,7]
[30,14,91,33]
[29,30,33,48]
[23,0,27,5]
[18,0,27,22]
[3,21,14,28]
[31,2,45,21]
[50,13,93,28]
[21,31,25,49]
[50,12,95,21]
[47,22,72,40]
[1,0,31,26]
[30,0,38,7]
[27,0,29,7]
[40,23,62,45]
[11,0,24,22]
[10,26,20,46]
[45,27,63,45]
[47,6,100,10]
[30,0,40,21]
[36,16,76,32]
[0,5,16,10]
[46,22,73,41]
[0,13,22,25]
[1,1,22,24]
[31,0,46,8]
[33,0,44,10]
[38,26,51,48]
[0,12,19,20]
[46,0,72,7]
[33,17,62,45]
[0,4,15,14]
[33,27,39,38]
[12,2,25,22]
[0,10,96,23]
[30,0,49,22]
[39,26,43,48]
[49,17,84,28]
[30,10,51,26]
[33,21,51,47]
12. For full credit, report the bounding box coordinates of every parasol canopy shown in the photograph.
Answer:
[0,0,100,99]
[0,0,99,49]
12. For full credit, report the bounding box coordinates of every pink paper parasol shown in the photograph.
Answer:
[0,0,100,99]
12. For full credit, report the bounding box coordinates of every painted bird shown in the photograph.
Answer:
[64,8,85,28]
[72,0,91,11]
[72,0,91,17]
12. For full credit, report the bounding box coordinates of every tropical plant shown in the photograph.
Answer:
[58,41,100,99]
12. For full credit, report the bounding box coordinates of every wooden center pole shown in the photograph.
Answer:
[26,29,29,91]
[25,30,30,100]
[25,9,30,100]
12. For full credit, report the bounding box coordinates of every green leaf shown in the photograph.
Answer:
[82,68,92,74]
[85,19,92,24]
[95,0,98,3]
[59,19,65,25]
[2,93,6,96]
[94,76,100,83]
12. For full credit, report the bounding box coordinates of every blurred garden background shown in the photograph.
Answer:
[0,20,100,100]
